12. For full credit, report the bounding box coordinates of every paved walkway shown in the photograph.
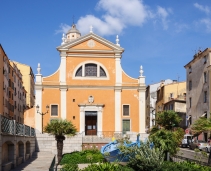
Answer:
[11,152,55,171]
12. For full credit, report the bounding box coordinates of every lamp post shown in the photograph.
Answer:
[36,104,49,134]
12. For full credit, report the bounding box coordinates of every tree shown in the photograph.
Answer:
[149,110,184,157]
[190,117,211,164]
[156,110,182,130]
[44,119,77,164]
[190,117,211,136]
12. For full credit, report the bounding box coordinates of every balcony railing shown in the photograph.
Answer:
[1,115,35,136]
[82,131,124,143]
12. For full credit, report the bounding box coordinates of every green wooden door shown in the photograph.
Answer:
[122,120,130,134]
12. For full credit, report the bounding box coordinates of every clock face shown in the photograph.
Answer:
[87,39,95,48]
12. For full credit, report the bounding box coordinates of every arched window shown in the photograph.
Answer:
[75,63,107,78]
[85,64,97,77]
[75,66,82,77]
[100,67,106,77]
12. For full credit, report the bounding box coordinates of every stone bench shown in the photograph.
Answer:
[2,161,13,171]
[16,157,23,165]
[25,154,30,160]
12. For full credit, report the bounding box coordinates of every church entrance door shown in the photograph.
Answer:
[85,111,97,135]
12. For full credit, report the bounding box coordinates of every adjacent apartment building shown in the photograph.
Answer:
[145,79,173,129]
[13,61,35,108]
[32,24,146,134]
[0,45,27,123]
[184,48,211,140]
[155,81,187,129]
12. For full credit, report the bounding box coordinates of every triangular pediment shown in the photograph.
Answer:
[57,33,124,52]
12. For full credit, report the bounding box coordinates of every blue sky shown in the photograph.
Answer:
[1,0,211,85]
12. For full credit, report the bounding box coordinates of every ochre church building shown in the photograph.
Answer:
[28,24,146,134]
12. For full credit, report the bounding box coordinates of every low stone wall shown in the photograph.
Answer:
[176,148,209,164]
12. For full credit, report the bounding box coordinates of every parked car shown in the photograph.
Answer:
[181,134,193,148]
[189,140,208,150]
[203,144,211,153]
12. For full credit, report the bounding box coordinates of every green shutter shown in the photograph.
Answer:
[122,120,130,134]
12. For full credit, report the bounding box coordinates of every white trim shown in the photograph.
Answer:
[60,51,66,85]
[122,69,138,81]
[139,90,146,133]
[60,89,67,119]
[43,66,60,79]
[67,54,115,58]
[115,56,122,86]
[122,104,130,117]
[50,104,59,117]
[115,89,121,131]
[79,105,103,133]
[35,88,42,133]
[58,33,124,51]
[72,60,110,80]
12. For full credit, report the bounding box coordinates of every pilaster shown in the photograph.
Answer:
[60,87,67,119]
[115,53,122,86]
[115,87,122,132]
[60,51,67,85]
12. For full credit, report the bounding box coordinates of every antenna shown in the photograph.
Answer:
[72,15,75,24]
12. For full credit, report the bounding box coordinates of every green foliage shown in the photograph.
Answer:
[149,111,184,156]
[81,162,134,171]
[161,161,211,171]
[120,141,164,171]
[156,110,182,130]
[60,163,79,171]
[44,119,77,137]
[149,129,183,155]
[191,117,211,136]
[60,149,104,165]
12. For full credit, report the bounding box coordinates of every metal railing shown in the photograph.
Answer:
[82,131,124,143]
[49,155,56,171]
[1,116,35,136]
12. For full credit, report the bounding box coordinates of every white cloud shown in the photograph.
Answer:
[194,3,210,14]
[56,0,170,36]
[55,23,71,34]
[77,0,149,36]
[157,6,169,30]
[201,18,211,32]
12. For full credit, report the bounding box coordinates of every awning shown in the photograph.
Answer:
[200,112,207,117]
[187,115,191,120]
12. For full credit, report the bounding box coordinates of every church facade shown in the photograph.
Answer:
[34,24,146,134]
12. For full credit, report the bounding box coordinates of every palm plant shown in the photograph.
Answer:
[44,119,77,164]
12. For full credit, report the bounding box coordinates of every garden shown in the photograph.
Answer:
[45,111,211,171]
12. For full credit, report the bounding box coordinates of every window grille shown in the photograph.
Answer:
[100,67,106,77]
[51,105,58,116]
[123,105,129,116]
[75,66,82,77]
[85,64,97,76]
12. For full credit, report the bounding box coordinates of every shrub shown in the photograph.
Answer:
[60,163,79,171]
[81,162,135,171]
[60,149,104,165]
[120,141,164,171]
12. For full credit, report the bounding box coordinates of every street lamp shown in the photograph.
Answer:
[36,104,49,134]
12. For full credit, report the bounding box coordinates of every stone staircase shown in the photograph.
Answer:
[11,152,55,171]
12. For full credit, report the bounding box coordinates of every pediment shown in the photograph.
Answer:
[57,33,124,52]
